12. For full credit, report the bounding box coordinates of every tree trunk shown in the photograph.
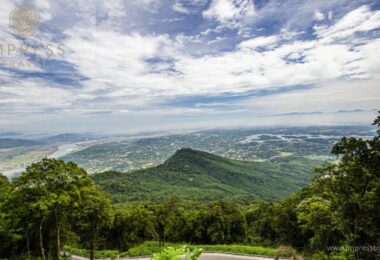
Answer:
[26,229,30,259]
[48,239,52,260]
[90,239,95,260]
[118,233,123,252]
[55,208,61,260]
[39,218,46,260]
[90,222,96,260]
[353,209,359,260]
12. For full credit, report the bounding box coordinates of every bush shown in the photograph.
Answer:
[63,245,119,258]
[152,246,203,260]
[126,241,280,257]
[65,241,284,258]
[311,251,353,260]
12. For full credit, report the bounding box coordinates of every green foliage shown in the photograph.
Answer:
[274,246,303,260]
[1,159,111,259]
[0,173,22,256]
[184,246,203,260]
[6,158,96,259]
[310,251,352,260]
[65,242,278,258]
[93,148,313,203]
[245,189,312,249]
[1,113,380,259]
[60,125,367,174]
[127,241,278,257]
[108,205,155,251]
[100,200,248,250]
[296,196,341,251]
[152,246,185,260]
[63,245,119,258]
[311,112,380,259]
[152,246,203,260]
[125,241,173,256]
[196,244,278,256]
[71,184,113,259]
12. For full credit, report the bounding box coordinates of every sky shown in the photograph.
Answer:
[0,0,379,134]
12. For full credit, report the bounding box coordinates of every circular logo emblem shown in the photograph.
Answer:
[9,6,40,36]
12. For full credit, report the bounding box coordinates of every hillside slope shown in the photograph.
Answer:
[92,148,314,202]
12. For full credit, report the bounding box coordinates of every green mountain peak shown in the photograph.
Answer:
[93,149,313,203]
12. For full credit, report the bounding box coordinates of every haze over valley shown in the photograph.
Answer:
[0,124,376,177]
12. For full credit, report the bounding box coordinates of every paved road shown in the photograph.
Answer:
[200,253,273,259]
[67,252,274,260]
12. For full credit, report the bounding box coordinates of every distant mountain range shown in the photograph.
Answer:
[0,138,42,149]
[0,133,99,149]
[92,148,314,202]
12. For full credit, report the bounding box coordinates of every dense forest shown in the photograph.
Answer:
[92,148,313,203]
[0,112,379,260]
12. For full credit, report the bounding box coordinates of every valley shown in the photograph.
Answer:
[0,125,375,178]
[62,125,374,174]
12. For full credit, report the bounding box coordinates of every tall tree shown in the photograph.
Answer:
[0,173,21,257]
[110,206,155,251]
[315,112,380,259]
[8,159,95,260]
[154,197,180,246]
[296,196,342,251]
[74,186,113,260]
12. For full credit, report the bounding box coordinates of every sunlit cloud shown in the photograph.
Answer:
[0,0,379,133]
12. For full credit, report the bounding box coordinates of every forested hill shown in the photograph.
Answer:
[92,148,314,203]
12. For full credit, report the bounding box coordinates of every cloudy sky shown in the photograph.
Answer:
[0,0,379,134]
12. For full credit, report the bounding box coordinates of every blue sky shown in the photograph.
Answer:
[0,0,379,134]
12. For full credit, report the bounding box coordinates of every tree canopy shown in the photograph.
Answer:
[0,112,379,260]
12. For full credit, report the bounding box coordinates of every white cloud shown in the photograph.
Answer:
[101,0,126,19]
[172,2,191,14]
[313,10,325,21]
[1,1,380,131]
[251,80,380,114]
[238,35,278,50]
[0,0,20,34]
[0,79,74,112]
[129,0,161,12]
[34,0,52,21]
[7,4,379,113]
[315,5,380,42]
[203,0,255,28]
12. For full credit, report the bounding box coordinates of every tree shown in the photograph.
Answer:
[8,159,95,260]
[203,204,225,244]
[154,197,181,246]
[109,205,155,251]
[218,202,248,243]
[270,195,305,248]
[314,112,380,259]
[296,196,342,251]
[246,202,277,243]
[74,185,113,260]
[0,173,21,257]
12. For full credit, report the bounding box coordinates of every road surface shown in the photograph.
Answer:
[66,252,275,260]
[200,253,273,259]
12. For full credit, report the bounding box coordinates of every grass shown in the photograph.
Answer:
[64,241,282,258]
[64,241,277,258]
[196,244,278,256]
[63,246,120,258]
[127,241,280,257]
